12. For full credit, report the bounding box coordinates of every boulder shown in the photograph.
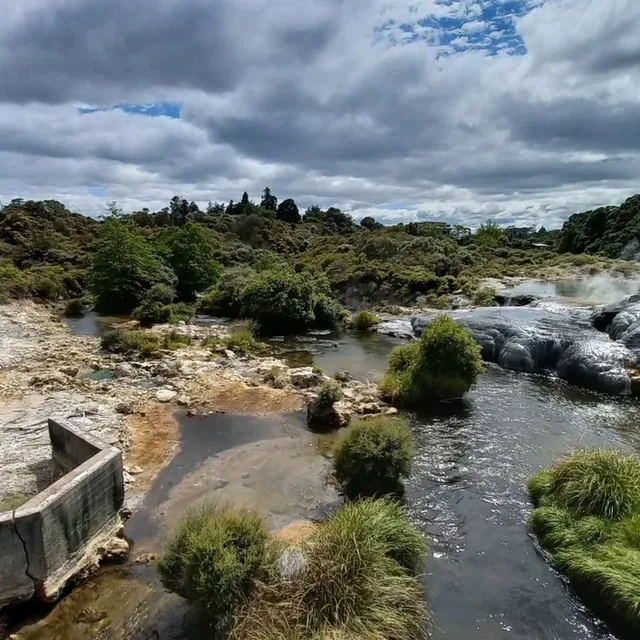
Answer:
[290,368,324,389]
[155,389,177,403]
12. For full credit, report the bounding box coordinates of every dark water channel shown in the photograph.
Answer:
[37,313,640,639]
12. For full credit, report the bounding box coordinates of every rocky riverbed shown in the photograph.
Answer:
[0,302,388,509]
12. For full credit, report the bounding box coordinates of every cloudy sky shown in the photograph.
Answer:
[1,0,638,227]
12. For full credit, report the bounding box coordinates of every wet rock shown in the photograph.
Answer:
[60,366,79,378]
[115,401,134,415]
[176,395,191,407]
[291,367,323,389]
[358,402,382,415]
[76,607,107,624]
[114,362,137,378]
[134,553,156,564]
[223,349,236,360]
[104,537,130,560]
[155,389,177,403]
[307,398,350,431]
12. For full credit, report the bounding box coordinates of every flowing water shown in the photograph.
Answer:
[30,314,640,639]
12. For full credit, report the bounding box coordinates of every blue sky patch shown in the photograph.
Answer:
[79,102,181,118]
[377,0,538,57]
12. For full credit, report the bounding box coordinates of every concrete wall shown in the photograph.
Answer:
[0,419,124,608]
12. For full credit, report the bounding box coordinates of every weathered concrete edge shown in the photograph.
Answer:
[0,419,125,608]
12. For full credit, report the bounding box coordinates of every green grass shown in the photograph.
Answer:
[333,417,414,499]
[0,494,29,512]
[350,311,380,331]
[528,450,640,635]
[230,499,429,640]
[101,328,191,358]
[157,505,268,634]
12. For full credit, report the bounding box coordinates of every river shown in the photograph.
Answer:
[10,307,640,639]
[273,331,640,639]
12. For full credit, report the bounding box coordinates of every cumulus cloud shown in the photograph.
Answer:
[0,0,638,228]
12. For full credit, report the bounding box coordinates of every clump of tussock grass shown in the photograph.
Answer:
[157,505,268,634]
[333,417,414,499]
[229,499,429,640]
[527,449,640,635]
[550,450,640,520]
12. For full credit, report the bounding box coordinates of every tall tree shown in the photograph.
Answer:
[276,198,301,225]
[159,223,220,300]
[261,187,278,212]
[169,196,198,227]
[241,192,250,205]
[360,216,382,231]
[90,218,167,313]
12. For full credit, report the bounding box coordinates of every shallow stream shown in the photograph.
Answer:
[36,301,640,639]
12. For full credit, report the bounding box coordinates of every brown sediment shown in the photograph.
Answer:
[273,520,317,544]
[188,378,303,414]
[126,404,179,492]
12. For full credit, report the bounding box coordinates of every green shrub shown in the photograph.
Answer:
[334,417,414,498]
[157,505,268,633]
[240,269,338,335]
[161,330,192,351]
[380,315,484,404]
[156,222,220,300]
[323,498,426,575]
[198,266,255,317]
[232,499,429,640]
[527,450,640,634]
[471,287,497,307]
[298,501,429,638]
[334,369,352,383]
[316,379,343,408]
[64,298,86,318]
[0,262,30,299]
[351,311,380,331]
[134,301,195,327]
[550,450,640,520]
[100,329,160,357]
[146,283,176,305]
[90,218,173,313]
[313,295,342,329]
[224,330,269,356]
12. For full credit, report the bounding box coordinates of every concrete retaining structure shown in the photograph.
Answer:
[0,419,125,608]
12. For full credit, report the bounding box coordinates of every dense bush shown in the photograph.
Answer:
[240,269,338,335]
[157,506,268,633]
[157,222,220,299]
[350,310,380,331]
[334,417,414,498]
[380,315,484,404]
[528,450,640,634]
[198,266,255,317]
[223,329,269,356]
[90,218,171,313]
[64,298,86,317]
[231,499,429,640]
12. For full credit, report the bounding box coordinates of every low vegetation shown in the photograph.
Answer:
[156,499,429,639]
[334,416,414,498]
[157,506,268,634]
[2,194,637,314]
[350,310,380,331]
[380,314,484,404]
[100,328,191,358]
[528,450,640,635]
